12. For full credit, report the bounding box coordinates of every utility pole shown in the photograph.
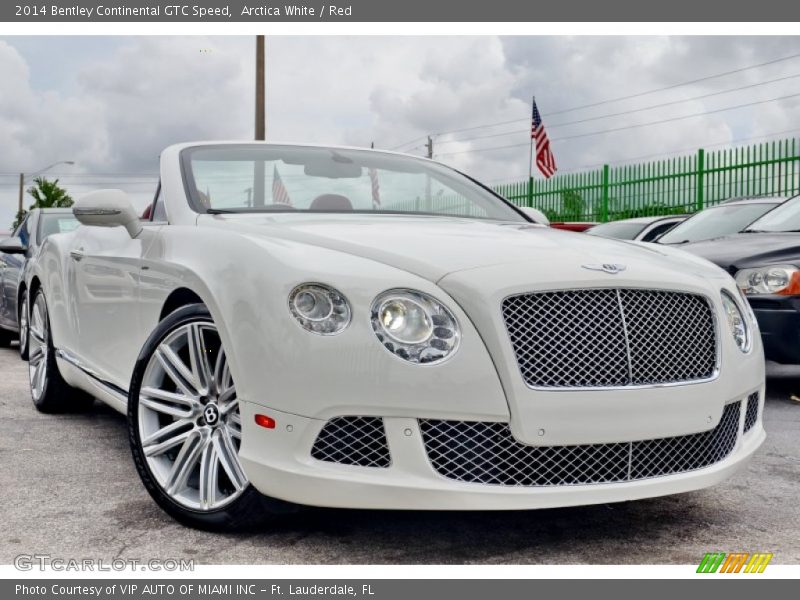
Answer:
[426,136,434,159]
[253,35,266,206]
[255,34,265,141]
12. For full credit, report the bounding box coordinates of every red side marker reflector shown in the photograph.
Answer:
[255,414,276,429]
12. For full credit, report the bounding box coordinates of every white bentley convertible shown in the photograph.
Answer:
[26,142,765,530]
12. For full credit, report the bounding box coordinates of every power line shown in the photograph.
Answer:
[387,136,429,152]
[431,49,800,139]
[435,91,800,157]
[436,72,800,147]
[480,127,800,184]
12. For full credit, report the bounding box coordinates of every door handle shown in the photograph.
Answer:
[69,248,85,261]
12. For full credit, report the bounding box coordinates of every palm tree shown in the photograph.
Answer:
[12,177,73,229]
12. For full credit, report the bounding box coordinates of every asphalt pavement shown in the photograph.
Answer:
[1,345,798,565]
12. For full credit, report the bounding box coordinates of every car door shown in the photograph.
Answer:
[0,214,32,329]
[68,221,158,390]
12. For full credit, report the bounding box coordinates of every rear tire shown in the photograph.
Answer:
[28,289,94,413]
[19,289,29,360]
[128,303,294,531]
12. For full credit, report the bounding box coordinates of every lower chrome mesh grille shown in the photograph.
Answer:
[744,392,759,433]
[311,416,391,468]
[419,402,740,486]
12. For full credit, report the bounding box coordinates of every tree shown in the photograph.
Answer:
[560,189,585,221]
[11,177,73,229]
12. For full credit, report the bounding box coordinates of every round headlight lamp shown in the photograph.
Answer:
[288,284,351,335]
[371,290,460,364]
[720,290,751,353]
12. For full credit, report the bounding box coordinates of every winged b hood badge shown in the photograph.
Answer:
[581,263,627,275]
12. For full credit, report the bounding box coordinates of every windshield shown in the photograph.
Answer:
[744,194,800,232]
[181,145,526,222]
[586,221,645,240]
[38,213,79,241]
[657,202,779,244]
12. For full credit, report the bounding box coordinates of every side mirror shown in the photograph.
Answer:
[518,206,550,226]
[73,189,142,238]
[0,236,27,254]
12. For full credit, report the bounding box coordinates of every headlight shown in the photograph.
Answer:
[735,264,800,295]
[371,289,460,364]
[720,290,751,353]
[288,283,351,335]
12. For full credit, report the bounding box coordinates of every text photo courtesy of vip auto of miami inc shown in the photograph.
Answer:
[0,33,798,578]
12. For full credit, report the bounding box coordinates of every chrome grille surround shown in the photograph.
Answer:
[743,391,760,433]
[311,416,391,468]
[419,402,740,486]
[502,288,718,389]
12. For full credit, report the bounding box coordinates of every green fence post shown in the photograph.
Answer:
[527,176,533,207]
[696,148,705,211]
[601,164,610,222]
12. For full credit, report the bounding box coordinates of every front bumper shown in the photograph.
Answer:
[238,389,765,511]
[748,295,800,365]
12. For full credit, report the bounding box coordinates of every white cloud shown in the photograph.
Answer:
[1,35,799,228]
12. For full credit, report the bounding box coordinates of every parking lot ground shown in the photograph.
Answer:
[1,345,799,565]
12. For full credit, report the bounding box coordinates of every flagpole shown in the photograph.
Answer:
[527,95,535,207]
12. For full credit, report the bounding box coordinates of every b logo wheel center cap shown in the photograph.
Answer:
[203,404,220,426]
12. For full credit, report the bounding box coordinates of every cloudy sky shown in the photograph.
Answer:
[1,35,799,228]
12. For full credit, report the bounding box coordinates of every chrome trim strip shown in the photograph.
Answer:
[615,289,634,383]
[55,348,128,399]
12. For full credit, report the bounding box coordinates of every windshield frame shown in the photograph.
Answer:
[179,144,532,223]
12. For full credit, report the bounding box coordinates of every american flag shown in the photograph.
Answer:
[272,165,292,205]
[532,99,557,179]
[368,167,381,208]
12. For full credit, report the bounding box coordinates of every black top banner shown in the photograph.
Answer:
[3,0,800,22]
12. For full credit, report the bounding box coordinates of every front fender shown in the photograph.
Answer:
[141,226,510,421]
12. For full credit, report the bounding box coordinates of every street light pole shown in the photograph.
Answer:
[17,160,75,214]
[17,173,24,216]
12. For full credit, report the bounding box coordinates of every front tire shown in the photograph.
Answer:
[28,289,94,413]
[128,303,291,531]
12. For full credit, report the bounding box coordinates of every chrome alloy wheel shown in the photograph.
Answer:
[137,322,246,511]
[28,293,49,401]
[19,290,29,357]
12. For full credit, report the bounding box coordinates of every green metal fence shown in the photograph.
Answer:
[492,138,800,222]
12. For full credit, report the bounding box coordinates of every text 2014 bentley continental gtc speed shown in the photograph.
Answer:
[27,142,765,530]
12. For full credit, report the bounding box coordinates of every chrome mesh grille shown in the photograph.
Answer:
[744,392,759,433]
[311,416,391,468]
[502,288,717,388]
[419,402,740,486]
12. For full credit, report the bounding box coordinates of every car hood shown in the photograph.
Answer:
[200,213,728,284]
[679,232,800,274]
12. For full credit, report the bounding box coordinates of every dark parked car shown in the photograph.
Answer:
[586,215,687,242]
[0,209,78,357]
[657,196,788,246]
[680,192,800,365]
